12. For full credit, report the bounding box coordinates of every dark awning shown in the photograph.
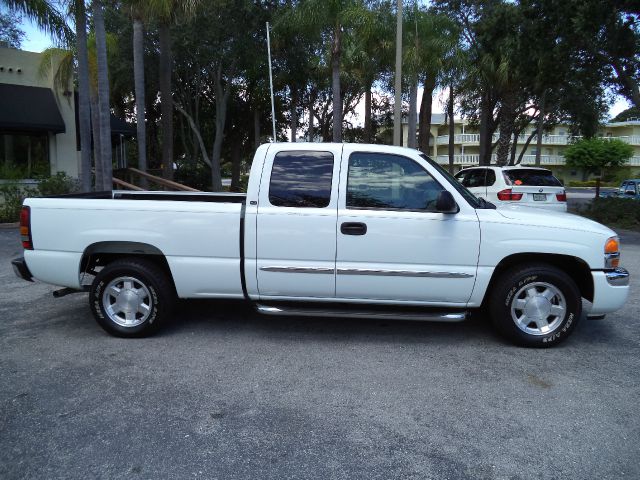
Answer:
[0,83,66,133]
[110,115,136,136]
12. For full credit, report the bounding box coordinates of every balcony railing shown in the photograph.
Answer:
[434,155,640,167]
[435,134,640,146]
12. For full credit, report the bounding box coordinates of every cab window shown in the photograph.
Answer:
[268,151,334,208]
[346,152,442,211]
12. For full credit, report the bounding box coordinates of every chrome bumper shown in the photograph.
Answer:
[605,268,630,287]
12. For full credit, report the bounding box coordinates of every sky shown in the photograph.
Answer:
[14,15,632,120]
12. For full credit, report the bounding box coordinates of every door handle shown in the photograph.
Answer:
[341,222,367,236]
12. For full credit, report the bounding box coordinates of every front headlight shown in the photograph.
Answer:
[605,236,620,269]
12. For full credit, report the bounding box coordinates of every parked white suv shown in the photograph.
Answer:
[455,166,567,212]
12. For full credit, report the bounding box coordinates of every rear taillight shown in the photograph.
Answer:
[556,192,567,202]
[497,189,523,201]
[20,206,33,250]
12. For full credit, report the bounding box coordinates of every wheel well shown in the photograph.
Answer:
[80,242,174,289]
[484,253,594,304]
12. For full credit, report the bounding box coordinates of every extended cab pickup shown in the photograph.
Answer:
[12,143,630,347]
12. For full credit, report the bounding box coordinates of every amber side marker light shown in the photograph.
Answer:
[604,237,620,268]
[20,206,33,250]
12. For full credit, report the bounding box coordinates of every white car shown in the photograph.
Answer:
[455,166,567,211]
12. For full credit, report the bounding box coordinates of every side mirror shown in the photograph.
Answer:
[435,190,458,213]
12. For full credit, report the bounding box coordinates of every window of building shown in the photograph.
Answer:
[268,150,334,208]
[0,133,49,178]
[347,152,442,211]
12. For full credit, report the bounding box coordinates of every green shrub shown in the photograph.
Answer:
[174,162,212,191]
[578,197,640,231]
[37,172,79,196]
[0,184,37,223]
[567,180,618,187]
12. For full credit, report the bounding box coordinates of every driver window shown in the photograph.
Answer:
[346,152,442,211]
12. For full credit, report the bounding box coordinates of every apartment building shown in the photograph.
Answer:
[405,114,640,182]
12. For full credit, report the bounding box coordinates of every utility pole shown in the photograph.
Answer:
[266,22,277,142]
[393,0,403,146]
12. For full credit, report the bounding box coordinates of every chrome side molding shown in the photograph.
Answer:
[260,265,473,279]
[337,268,473,279]
[260,266,334,274]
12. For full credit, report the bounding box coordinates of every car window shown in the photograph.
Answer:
[486,169,496,186]
[347,152,442,211]
[419,154,482,208]
[503,169,562,187]
[458,169,487,188]
[619,182,627,192]
[268,150,334,208]
[627,182,637,194]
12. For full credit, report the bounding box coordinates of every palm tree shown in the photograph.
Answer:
[403,9,458,154]
[126,0,148,177]
[343,1,394,143]
[74,0,92,192]
[92,0,112,191]
[148,0,200,179]
[4,0,74,45]
[291,0,368,143]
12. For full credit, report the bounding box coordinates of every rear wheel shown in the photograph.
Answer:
[489,264,581,347]
[89,258,175,337]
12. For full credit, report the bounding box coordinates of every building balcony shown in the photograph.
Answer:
[434,155,640,167]
[435,134,640,146]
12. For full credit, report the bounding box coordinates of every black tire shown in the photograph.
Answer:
[489,263,581,347]
[89,257,176,338]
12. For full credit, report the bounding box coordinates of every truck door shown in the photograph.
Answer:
[255,144,342,299]
[335,146,480,305]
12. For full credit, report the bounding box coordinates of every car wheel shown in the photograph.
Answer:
[89,257,176,338]
[489,264,581,347]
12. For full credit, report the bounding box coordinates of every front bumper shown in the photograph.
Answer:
[11,257,33,282]
[589,268,630,315]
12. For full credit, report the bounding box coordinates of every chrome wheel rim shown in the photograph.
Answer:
[510,281,566,336]
[102,276,152,327]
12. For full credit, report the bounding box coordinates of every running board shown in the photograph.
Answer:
[255,303,467,322]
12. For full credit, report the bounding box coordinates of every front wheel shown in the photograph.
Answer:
[489,264,582,347]
[89,258,176,338]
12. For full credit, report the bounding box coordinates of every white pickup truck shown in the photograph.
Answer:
[12,143,630,347]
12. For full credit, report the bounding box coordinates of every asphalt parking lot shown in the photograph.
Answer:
[1,226,639,479]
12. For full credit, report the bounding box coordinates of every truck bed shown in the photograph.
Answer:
[24,190,246,299]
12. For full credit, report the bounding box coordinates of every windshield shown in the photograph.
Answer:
[503,169,562,187]
[419,154,482,208]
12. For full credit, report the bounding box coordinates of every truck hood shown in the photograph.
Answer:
[493,205,616,237]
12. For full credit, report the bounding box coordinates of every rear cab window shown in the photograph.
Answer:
[268,151,334,208]
[503,169,562,187]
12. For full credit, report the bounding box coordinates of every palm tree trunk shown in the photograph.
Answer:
[496,90,517,166]
[535,90,546,166]
[448,85,455,174]
[479,93,493,166]
[90,91,103,190]
[133,17,147,178]
[159,22,173,179]
[93,0,112,191]
[211,68,229,191]
[254,109,260,149]
[418,77,435,154]
[308,91,316,141]
[290,87,298,142]
[230,143,241,192]
[331,23,342,143]
[364,83,372,143]
[407,77,418,149]
[75,0,92,192]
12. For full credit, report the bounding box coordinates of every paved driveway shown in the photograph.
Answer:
[1,227,638,479]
